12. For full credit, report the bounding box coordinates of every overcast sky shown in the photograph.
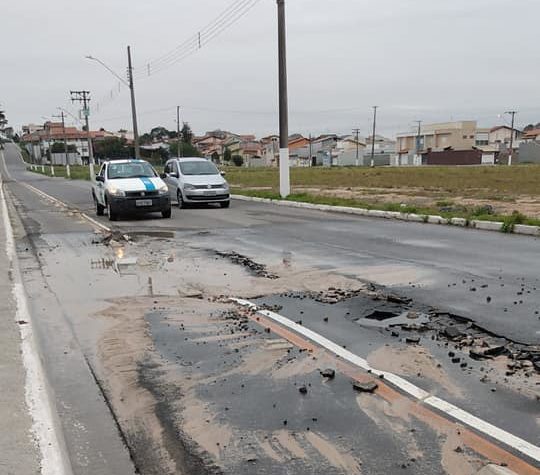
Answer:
[2,0,539,138]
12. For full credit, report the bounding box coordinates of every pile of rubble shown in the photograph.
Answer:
[215,251,279,279]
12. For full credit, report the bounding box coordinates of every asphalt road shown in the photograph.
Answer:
[2,143,539,474]
[4,144,539,345]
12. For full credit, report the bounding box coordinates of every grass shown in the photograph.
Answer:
[225,165,540,197]
[233,189,540,229]
[28,165,92,181]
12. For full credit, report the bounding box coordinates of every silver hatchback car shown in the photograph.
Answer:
[161,157,230,208]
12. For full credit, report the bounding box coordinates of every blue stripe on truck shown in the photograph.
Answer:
[140,177,156,191]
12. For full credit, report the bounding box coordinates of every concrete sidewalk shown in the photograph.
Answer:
[0,183,40,473]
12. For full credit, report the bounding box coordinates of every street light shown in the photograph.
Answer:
[85,49,141,160]
[277,0,290,197]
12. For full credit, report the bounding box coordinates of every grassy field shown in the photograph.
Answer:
[29,165,93,181]
[225,165,540,197]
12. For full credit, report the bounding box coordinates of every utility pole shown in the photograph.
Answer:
[70,90,95,179]
[414,120,422,165]
[53,110,70,178]
[176,106,182,158]
[370,106,378,167]
[352,128,361,166]
[309,133,313,167]
[277,0,290,197]
[127,46,141,160]
[505,111,517,166]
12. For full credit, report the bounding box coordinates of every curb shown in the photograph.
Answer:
[231,195,540,237]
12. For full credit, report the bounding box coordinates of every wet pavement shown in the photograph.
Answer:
[1,144,539,474]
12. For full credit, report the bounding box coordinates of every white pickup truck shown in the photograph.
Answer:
[92,159,171,221]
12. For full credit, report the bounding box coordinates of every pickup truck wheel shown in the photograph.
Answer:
[162,207,172,219]
[108,202,118,221]
[94,195,105,216]
[177,190,186,209]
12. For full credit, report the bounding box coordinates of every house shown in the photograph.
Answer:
[21,121,106,164]
[488,125,522,150]
[364,135,395,166]
[396,121,477,165]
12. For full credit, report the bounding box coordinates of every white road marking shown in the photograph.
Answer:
[2,146,110,233]
[232,298,540,463]
[1,163,71,474]
[22,181,111,233]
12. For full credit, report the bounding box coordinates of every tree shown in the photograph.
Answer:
[50,142,77,153]
[149,126,171,141]
[181,122,193,144]
[223,147,232,163]
[169,141,201,158]
[0,110,7,130]
[232,155,244,167]
[94,137,131,160]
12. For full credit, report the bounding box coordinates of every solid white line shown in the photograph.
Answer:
[232,298,540,463]
[22,181,111,233]
[1,170,71,474]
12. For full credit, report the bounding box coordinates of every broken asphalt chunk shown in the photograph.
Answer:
[352,381,378,393]
[320,368,336,379]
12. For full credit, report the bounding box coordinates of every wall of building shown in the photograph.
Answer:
[518,142,540,164]
[422,149,482,166]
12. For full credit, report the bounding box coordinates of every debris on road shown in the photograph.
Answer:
[320,368,335,379]
[215,251,279,279]
[352,381,378,393]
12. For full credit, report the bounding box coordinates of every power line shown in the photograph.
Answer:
[135,0,263,79]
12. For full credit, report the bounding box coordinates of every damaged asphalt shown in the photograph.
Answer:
[1,143,539,474]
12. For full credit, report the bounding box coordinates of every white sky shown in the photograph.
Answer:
[2,0,539,138]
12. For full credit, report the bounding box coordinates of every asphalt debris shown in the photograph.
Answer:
[352,381,378,393]
[215,250,279,279]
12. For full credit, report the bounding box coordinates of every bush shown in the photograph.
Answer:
[501,211,526,233]
[232,155,244,167]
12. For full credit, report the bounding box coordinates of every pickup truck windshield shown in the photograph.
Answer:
[179,161,219,176]
[108,162,157,179]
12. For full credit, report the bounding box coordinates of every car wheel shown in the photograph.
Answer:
[220,201,230,209]
[162,207,172,219]
[94,194,105,216]
[177,190,186,209]
[107,202,118,221]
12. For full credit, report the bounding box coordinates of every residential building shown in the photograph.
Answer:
[396,121,477,165]
[364,135,395,166]
[21,121,105,164]
[519,129,540,164]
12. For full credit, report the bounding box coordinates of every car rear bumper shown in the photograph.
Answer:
[109,195,171,214]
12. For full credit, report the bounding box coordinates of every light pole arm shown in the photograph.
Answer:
[85,55,129,87]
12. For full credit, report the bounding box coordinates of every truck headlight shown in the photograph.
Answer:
[108,186,125,197]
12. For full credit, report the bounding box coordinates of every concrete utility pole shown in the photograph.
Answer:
[277,0,290,197]
[352,128,361,166]
[505,111,517,166]
[53,110,70,178]
[127,46,141,160]
[70,90,95,179]
[370,106,378,167]
[176,106,182,158]
[414,120,422,164]
[309,133,313,167]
